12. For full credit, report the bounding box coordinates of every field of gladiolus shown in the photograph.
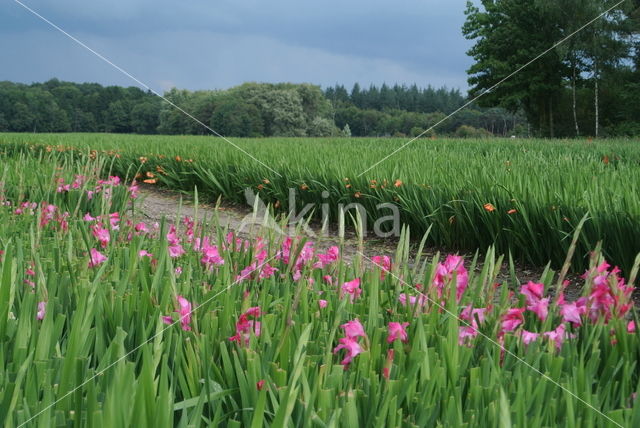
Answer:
[0,143,640,426]
[2,133,640,274]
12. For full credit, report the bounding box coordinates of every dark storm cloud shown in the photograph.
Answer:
[0,0,473,92]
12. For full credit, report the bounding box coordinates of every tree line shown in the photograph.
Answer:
[0,79,523,138]
[463,0,640,137]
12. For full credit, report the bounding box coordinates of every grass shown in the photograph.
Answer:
[0,144,639,426]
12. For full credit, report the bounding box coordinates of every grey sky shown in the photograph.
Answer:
[1,0,474,93]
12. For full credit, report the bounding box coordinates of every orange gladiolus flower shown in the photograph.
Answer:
[146,171,155,178]
[300,184,309,191]
[507,209,517,215]
[354,192,362,198]
[143,179,157,184]
[483,203,496,212]
[394,179,403,188]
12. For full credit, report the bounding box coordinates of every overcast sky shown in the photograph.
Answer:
[0,0,474,94]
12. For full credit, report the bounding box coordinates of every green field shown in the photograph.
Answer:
[0,139,639,426]
[2,133,639,272]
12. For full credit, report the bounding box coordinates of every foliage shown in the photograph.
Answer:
[3,134,640,274]
[0,147,639,427]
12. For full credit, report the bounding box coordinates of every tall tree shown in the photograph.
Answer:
[463,0,566,137]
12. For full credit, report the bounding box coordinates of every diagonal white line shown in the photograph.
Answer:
[17,252,280,427]
[12,0,283,178]
[357,0,626,178]
[362,252,624,428]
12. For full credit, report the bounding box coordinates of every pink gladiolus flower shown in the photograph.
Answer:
[382,349,394,379]
[201,243,224,268]
[318,299,328,309]
[255,249,267,264]
[162,295,193,331]
[88,248,107,268]
[458,305,487,346]
[83,213,96,221]
[333,336,363,366]
[134,222,148,233]
[36,301,46,320]
[258,263,278,279]
[628,320,636,333]
[501,308,525,333]
[433,255,468,302]
[520,281,544,305]
[91,224,110,248]
[341,319,366,339]
[276,237,293,264]
[582,261,633,323]
[128,182,139,199]
[387,322,409,343]
[40,204,57,228]
[166,225,180,245]
[168,244,185,258]
[520,330,540,345]
[313,246,340,269]
[398,293,426,307]
[543,323,573,351]
[237,263,256,282]
[528,297,550,321]
[458,325,478,345]
[293,241,315,277]
[371,255,392,279]
[138,250,153,258]
[229,307,262,346]
[559,298,587,326]
[109,212,120,230]
[341,278,362,302]
[461,305,487,323]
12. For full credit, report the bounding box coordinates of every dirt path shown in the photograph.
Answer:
[136,185,401,261]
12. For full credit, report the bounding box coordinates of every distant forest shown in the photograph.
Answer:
[0,79,523,138]
[2,3,639,139]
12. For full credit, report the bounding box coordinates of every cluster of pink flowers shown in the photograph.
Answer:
[6,187,636,371]
[371,255,391,279]
[341,278,362,302]
[88,248,107,268]
[166,225,186,258]
[433,255,468,302]
[333,319,366,366]
[39,203,69,231]
[162,295,193,331]
[199,238,225,270]
[275,238,342,282]
[13,201,37,215]
[56,175,87,193]
[237,249,278,281]
[229,307,262,346]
